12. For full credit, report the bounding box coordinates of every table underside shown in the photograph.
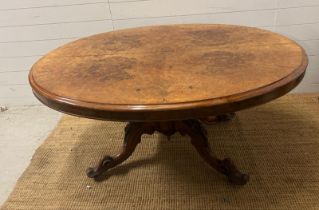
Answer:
[86,113,249,185]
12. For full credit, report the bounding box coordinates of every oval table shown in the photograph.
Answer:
[29,24,308,185]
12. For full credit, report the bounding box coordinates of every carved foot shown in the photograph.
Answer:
[201,113,235,125]
[86,122,155,179]
[179,120,249,185]
[218,158,249,185]
[86,156,115,178]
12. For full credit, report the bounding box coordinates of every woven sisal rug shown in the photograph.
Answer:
[2,94,319,210]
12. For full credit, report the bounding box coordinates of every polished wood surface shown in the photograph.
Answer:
[29,24,308,121]
[29,24,308,185]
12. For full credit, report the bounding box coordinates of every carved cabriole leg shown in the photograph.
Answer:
[177,120,249,185]
[86,119,249,185]
[201,113,236,125]
[86,122,156,178]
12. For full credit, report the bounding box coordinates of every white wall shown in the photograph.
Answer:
[0,0,318,106]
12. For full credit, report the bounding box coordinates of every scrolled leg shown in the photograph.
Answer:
[178,120,249,185]
[86,119,249,185]
[86,122,155,178]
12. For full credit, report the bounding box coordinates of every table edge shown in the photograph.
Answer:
[29,51,308,121]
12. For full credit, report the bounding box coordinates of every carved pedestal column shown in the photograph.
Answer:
[86,116,249,185]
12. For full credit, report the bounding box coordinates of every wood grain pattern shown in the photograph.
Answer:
[29,24,308,121]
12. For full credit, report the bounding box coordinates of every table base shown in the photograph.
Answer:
[86,114,249,185]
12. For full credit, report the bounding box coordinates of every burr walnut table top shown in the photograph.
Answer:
[29,24,308,121]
